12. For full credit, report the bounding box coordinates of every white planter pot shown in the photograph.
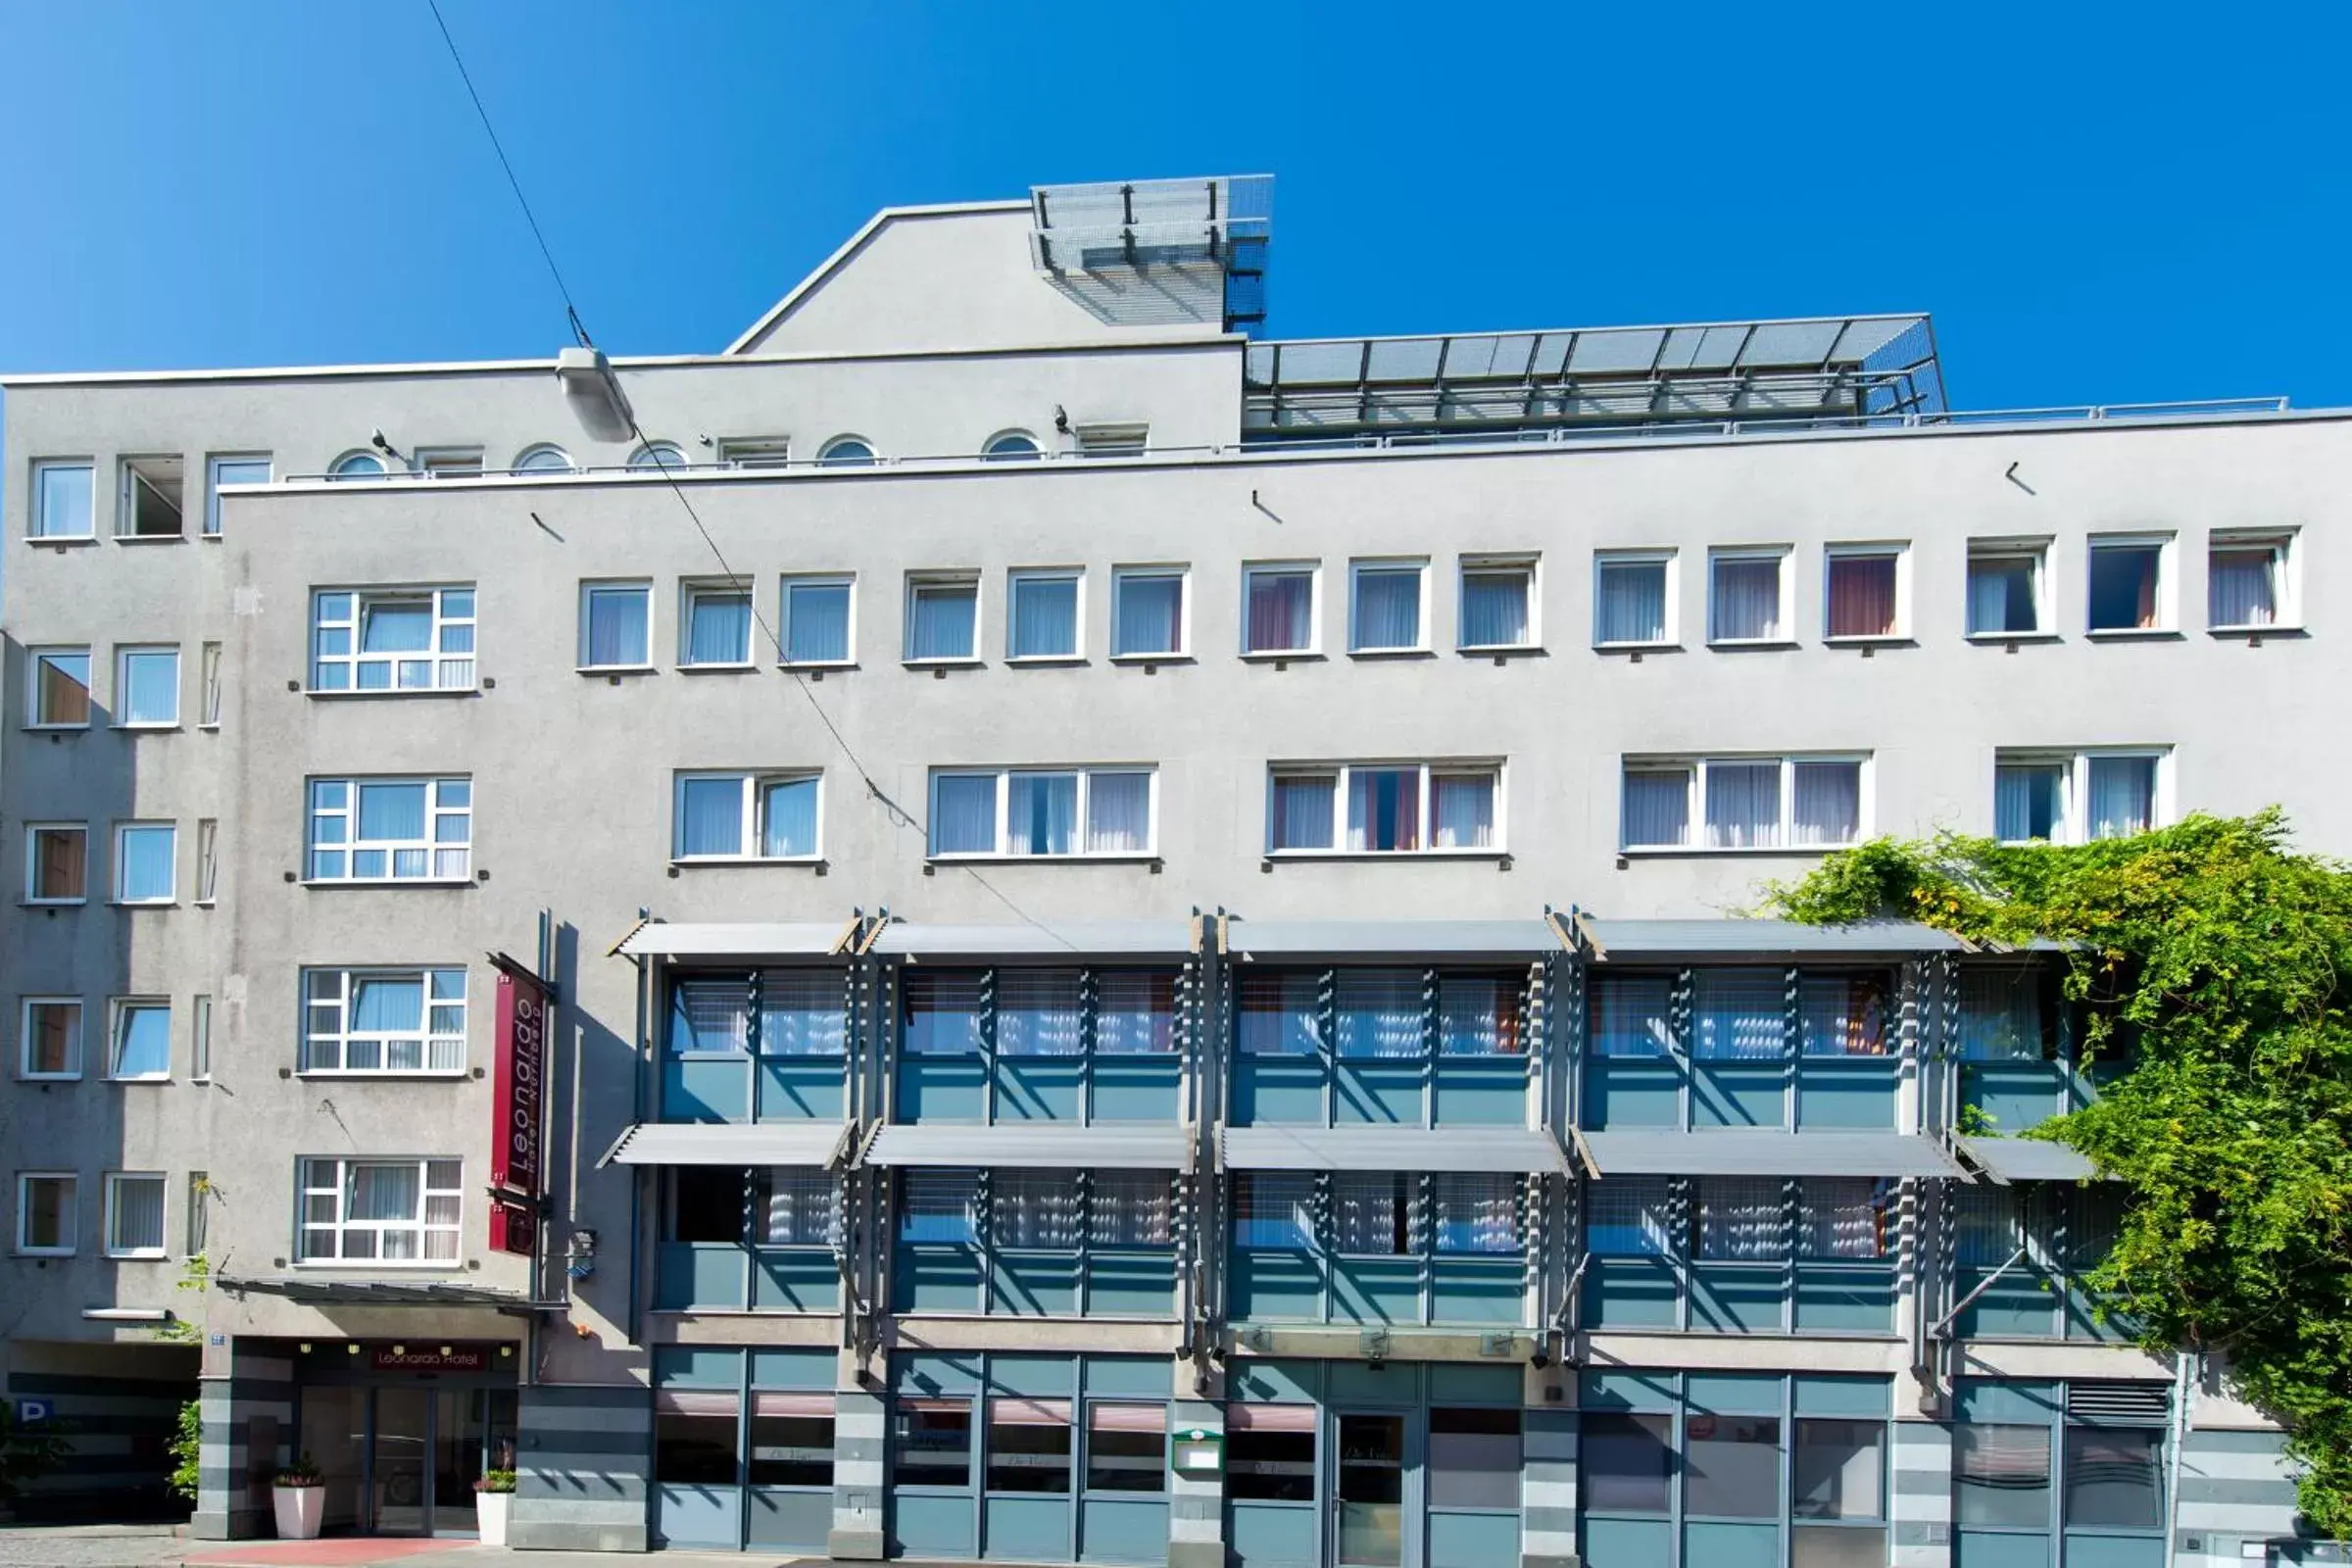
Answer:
[477,1490,511,1546]
[271,1485,324,1541]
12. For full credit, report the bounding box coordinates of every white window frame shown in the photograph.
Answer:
[311,586,477,693]
[511,444,573,474]
[304,775,473,885]
[107,998,172,1083]
[191,995,212,1082]
[1821,542,1912,643]
[30,460,97,541]
[24,822,89,906]
[1965,538,2053,641]
[1993,748,2173,846]
[679,580,757,669]
[1348,558,1432,656]
[670,771,824,863]
[26,645,92,729]
[295,1156,464,1267]
[199,642,224,728]
[577,580,654,671]
[1264,760,1507,858]
[113,821,177,906]
[113,645,181,729]
[1240,561,1321,658]
[103,1172,168,1259]
[204,454,271,537]
[301,966,469,1075]
[16,1173,76,1256]
[1074,423,1149,457]
[116,455,186,540]
[1617,754,1873,853]
[2207,529,2300,633]
[926,766,1160,860]
[717,437,793,468]
[904,572,983,665]
[1706,546,1796,646]
[411,447,484,479]
[2084,532,2178,636]
[1456,554,1541,653]
[195,819,219,906]
[20,997,83,1082]
[1109,565,1191,661]
[1005,568,1086,662]
[1592,549,1680,649]
[779,574,858,667]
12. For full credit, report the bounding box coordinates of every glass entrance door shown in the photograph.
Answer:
[431,1390,484,1536]
[1335,1413,1407,1568]
[372,1389,432,1535]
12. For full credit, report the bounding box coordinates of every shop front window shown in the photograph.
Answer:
[654,1390,739,1486]
[748,1393,834,1488]
[986,1397,1073,1494]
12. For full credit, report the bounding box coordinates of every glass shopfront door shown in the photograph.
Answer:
[1336,1413,1408,1568]
[371,1389,432,1534]
[301,1383,515,1536]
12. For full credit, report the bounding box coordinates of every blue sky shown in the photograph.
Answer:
[3,1,2346,411]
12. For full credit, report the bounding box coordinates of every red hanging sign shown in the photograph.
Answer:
[487,956,549,1255]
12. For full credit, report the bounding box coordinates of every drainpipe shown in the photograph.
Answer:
[2164,1350,2196,1568]
[624,915,651,1348]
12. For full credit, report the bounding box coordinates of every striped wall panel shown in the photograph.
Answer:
[829,1387,888,1560]
[3,1367,195,1522]
[1169,1397,1224,1568]
[1890,1419,1953,1568]
[509,1382,651,1552]
[191,1350,293,1541]
[1522,1407,1578,1568]
[2177,1428,2300,1568]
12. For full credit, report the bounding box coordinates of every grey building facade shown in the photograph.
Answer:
[0,176,2331,1568]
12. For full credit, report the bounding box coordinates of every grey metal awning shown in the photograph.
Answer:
[866,1124,1191,1170]
[1226,919,1563,961]
[870,920,1200,958]
[1958,1136,2101,1184]
[611,920,857,959]
[216,1275,559,1312]
[1580,918,1969,960]
[1579,1129,1963,1178]
[598,1122,854,1170]
[1221,1125,1564,1175]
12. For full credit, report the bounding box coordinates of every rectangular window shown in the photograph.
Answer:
[2086,535,2171,633]
[1439,973,1525,1055]
[1994,757,2069,844]
[16,1174,75,1254]
[1459,557,1536,650]
[1587,1176,1673,1257]
[1428,1407,1520,1509]
[195,819,219,905]
[199,642,223,726]
[1227,1406,1316,1501]
[26,824,88,904]
[1996,750,2168,845]
[2209,532,2295,630]
[1621,757,1866,850]
[1332,1172,1410,1254]
[114,822,176,905]
[1096,971,1178,1054]
[31,461,96,539]
[718,437,792,468]
[657,1389,741,1486]
[1434,1173,1521,1253]
[28,647,92,727]
[1267,762,1500,854]
[311,588,476,692]
[305,776,471,882]
[1693,1176,1786,1261]
[579,581,652,669]
[296,1156,462,1263]
[21,999,82,1080]
[996,970,1083,1055]
[1792,1418,1886,1521]
[668,979,751,1055]
[414,449,484,478]
[1237,972,1319,1056]
[1582,1412,1672,1513]
[898,1168,978,1245]
[1967,541,2047,637]
[1090,1172,1175,1248]
[191,995,212,1080]
[2064,1427,2163,1529]
[1686,1413,1782,1518]
[1335,969,1422,1058]
[187,1172,209,1254]
[1086,1403,1168,1494]
[1111,566,1187,659]
[781,575,855,665]
[761,970,849,1056]
[1798,972,1891,1056]
[1824,545,1906,640]
[302,968,467,1073]
[1007,569,1081,661]
[903,972,982,1055]
[1349,560,1428,653]
[673,771,821,860]
[117,456,184,537]
[1594,552,1673,647]
[1958,970,2049,1063]
[753,1168,841,1247]
[1692,969,1783,1059]
[1709,548,1789,643]
[1797,1178,1891,1259]
[109,1000,172,1081]
[114,646,181,727]
[665,1166,745,1244]
[1592,975,1672,1057]
[103,1172,167,1257]
[993,1170,1082,1249]
[927,767,1154,858]
[1234,1172,1315,1250]
[681,580,754,667]
[894,1399,974,1487]
[1954,1424,2051,1528]
[906,573,980,662]
[1074,423,1148,457]
[205,455,271,537]
[1243,563,1317,656]
[748,1392,834,1489]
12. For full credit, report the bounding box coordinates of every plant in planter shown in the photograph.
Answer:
[271,1453,325,1541]
[474,1468,517,1546]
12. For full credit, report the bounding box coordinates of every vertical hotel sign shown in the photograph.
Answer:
[487,954,549,1255]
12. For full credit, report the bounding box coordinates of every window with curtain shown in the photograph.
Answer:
[1435,1173,1521,1252]
[1954,1423,2051,1528]
[1459,561,1534,649]
[1273,763,1495,855]
[1245,564,1316,654]
[1957,971,2047,1061]
[1692,969,1784,1058]
[30,647,92,726]
[297,1156,461,1261]
[116,647,180,727]
[1694,1176,1786,1260]
[1332,1173,1410,1254]
[906,574,979,662]
[898,1168,979,1244]
[2085,755,2157,840]
[1995,758,2068,843]
[682,583,754,665]
[2064,1428,2164,1529]
[1334,969,1424,1058]
[673,771,820,859]
[1431,771,1495,849]
[931,772,999,856]
[929,768,1154,857]
[1705,761,1783,849]
[1349,562,1426,651]
[1091,1172,1175,1247]
[996,970,1083,1055]
[303,966,466,1072]
[2086,539,2167,631]
[1008,570,1081,660]
[1096,971,1176,1054]
[1234,1171,1315,1250]
[669,978,751,1054]
[1439,973,1524,1054]
[110,1002,171,1080]
[1797,1177,1891,1258]
[1797,972,1890,1055]
[1238,971,1320,1054]
[1269,771,1338,851]
[992,1170,1082,1249]
[760,969,846,1055]
[1951,1185,2022,1268]
[755,1168,840,1246]
[903,971,984,1055]
[1825,549,1902,638]
[782,576,854,664]
[32,461,96,539]
[2209,536,2288,629]
[1111,568,1186,657]
[313,587,475,690]
[306,776,470,882]
[1586,1177,1673,1256]
[114,823,176,904]
[1592,975,1673,1056]
[1709,552,1786,642]
[1967,548,2043,636]
[1791,760,1863,846]
[1620,766,1692,849]
[1086,770,1153,854]
[1007,772,1079,856]
[104,1174,167,1257]
[1594,554,1671,646]
[580,581,651,668]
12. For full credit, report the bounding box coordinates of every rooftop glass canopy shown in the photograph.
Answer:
[1243,313,1943,442]
[1030,174,1272,333]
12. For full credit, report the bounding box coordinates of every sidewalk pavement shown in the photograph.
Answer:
[0,1526,814,1568]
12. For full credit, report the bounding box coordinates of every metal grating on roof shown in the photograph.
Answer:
[866,1124,1189,1170]
[599,1122,853,1170]
[1030,175,1272,334]
[1225,918,1562,960]
[1579,1129,1962,1178]
[612,921,856,959]
[870,920,1199,958]
[1958,1136,2102,1184]
[1582,918,1967,960]
[1221,1125,1563,1175]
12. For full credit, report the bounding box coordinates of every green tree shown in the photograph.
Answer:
[1766,810,2352,1534]
[168,1397,203,1503]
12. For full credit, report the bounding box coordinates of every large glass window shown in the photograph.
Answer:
[1090,1172,1174,1248]
[996,970,1083,1055]
[992,1171,1082,1250]
[305,777,471,882]
[1332,1173,1410,1255]
[929,767,1155,858]
[1799,971,1891,1055]
[1587,1177,1673,1257]
[312,588,475,692]
[655,1390,739,1486]
[987,1398,1073,1494]
[1692,968,1783,1058]
[753,1168,840,1247]
[1434,1174,1521,1253]
[1622,757,1865,850]
[1086,1404,1166,1494]
[1793,1418,1886,1519]
[302,967,467,1073]
[894,1399,973,1487]
[666,1166,745,1244]
[1592,975,1672,1057]
[1268,762,1499,854]
[748,1393,833,1487]
[903,971,984,1054]
[1238,972,1319,1055]
[1096,971,1177,1054]
[1226,1406,1315,1501]
[1581,1412,1672,1513]
[669,979,752,1055]
[1958,971,2049,1061]
[1797,1178,1891,1259]
[760,971,847,1055]
[898,1169,977,1245]
[296,1157,462,1262]
[1439,973,1525,1054]
[1686,1413,1782,1518]
[2063,1427,2163,1528]
[1334,969,1422,1058]
[1693,1177,1786,1261]
[1233,1172,1314,1250]
[1428,1407,1520,1509]
[1954,1423,2052,1528]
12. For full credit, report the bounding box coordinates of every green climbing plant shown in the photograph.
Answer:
[168,1397,202,1503]
[1765,809,2352,1535]
[155,1250,210,1345]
